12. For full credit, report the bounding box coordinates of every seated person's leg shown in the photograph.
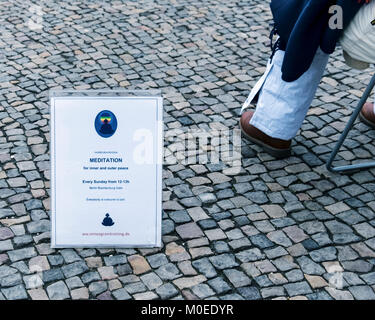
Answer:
[251,48,329,140]
[240,47,329,158]
[359,93,375,128]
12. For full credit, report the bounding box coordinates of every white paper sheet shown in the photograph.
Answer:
[50,93,163,248]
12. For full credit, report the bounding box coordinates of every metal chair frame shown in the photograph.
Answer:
[326,73,375,173]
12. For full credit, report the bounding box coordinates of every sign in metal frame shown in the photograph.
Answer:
[50,90,163,248]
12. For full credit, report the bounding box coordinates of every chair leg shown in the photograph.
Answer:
[326,73,375,173]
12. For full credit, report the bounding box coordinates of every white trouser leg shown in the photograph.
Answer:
[250,48,330,140]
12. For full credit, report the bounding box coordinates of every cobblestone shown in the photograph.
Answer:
[46,281,70,300]
[1,284,28,300]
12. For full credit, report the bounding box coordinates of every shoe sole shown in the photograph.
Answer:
[359,111,375,129]
[239,120,291,159]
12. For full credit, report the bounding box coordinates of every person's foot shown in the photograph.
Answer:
[359,102,375,129]
[239,110,292,159]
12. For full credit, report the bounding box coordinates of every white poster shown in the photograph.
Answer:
[50,92,163,248]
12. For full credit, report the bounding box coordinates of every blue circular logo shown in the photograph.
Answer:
[95,110,117,138]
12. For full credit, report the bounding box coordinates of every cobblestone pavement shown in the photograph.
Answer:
[1,0,375,300]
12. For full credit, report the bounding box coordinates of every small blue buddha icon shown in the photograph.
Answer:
[94,110,117,138]
[99,113,114,135]
[102,213,115,226]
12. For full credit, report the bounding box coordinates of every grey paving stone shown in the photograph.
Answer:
[23,273,43,290]
[11,261,30,275]
[191,283,215,299]
[343,272,365,286]
[124,281,146,294]
[7,247,36,262]
[311,232,332,246]
[236,248,265,263]
[348,286,375,300]
[104,255,127,266]
[66,276,84,290]
[198,193,217,205]
[209,254,239,269]
[0,265,18,278]
[156,263,182,280]
[265,247,289,259]
[25,199,43,210]
[285,269,305,282]
[173,185,193,198]
[0,209,14,219]
[360,272,375,285]
[117,264,133,276]
[1,284,28,300]
[47,281,70,300]
[220,293,244,300]
[175,222,204,239]
[82,272,101,284]
[89,281,108,296]
[297,256,325,275]
[223,269,251,287]
[333,233,362,244]
[207,277,232,294]
[249,234,275,249]
[162,219,175,235]
[60,249,81,263]
[213,241,230,253]
[341,260,373,273]
[354,223,375,239]
[273,255,298,271]
[267,230,293,247]
[253,275,273,287]
[284,201,305,213]
[261,286,286,299]
[61,261,89,278]
[310,247,337,262]
[156,283,179,299]
[112,288,132,300]
[237,286,261,300]
[30,210,48,221]
[169,210,192,223]
[284,281,313,296]
[140,272,163,290]
[307,290,333,300]
[198,219,217,230]
[246,191,268,204]
[0,227,14,240]
[0,240,13,252]
[0,273,22,287]
[146,254,169,268]
[336,211,366,225]
[192,258,217,278]
[42,269,64,283]
[26,220,50,234]
[13,235,33,247]
[325,221,353,234]
[291,210,315,222]
[48,255,64,267]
